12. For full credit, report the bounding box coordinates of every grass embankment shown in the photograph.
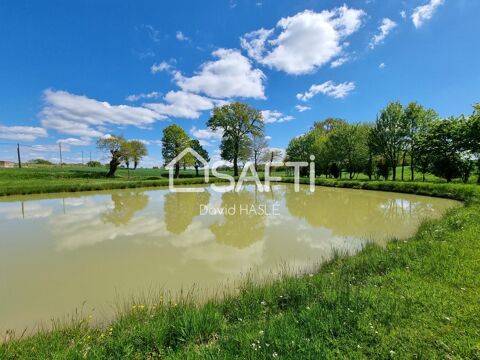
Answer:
[0,167,225,196]
[1,182,479,359]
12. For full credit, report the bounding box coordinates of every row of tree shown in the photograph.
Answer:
[161,102,282,178]
[286,102,480,183]
[97,136,148,177]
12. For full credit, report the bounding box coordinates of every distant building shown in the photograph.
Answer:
[0,161,16,168]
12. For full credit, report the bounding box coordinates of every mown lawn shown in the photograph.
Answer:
[1,181,479,359]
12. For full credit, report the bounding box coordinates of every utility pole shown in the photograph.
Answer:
[17,143,22,168]
[81,151,84,165]
[89,151,92,163]
[59,142,63,167]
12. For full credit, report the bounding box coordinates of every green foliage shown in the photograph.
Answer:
[189,139,210,176]
[208,102,264,176]
[97,135,129,177]
[161,124,191,178]
[2,182,480,358]
[87,160,102,168]
[28,159,54,165]
[128,140,148,169]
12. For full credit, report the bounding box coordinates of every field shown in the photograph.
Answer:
[1,176,479,358]
[0,166,477,197]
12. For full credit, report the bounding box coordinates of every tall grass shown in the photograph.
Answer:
[1,182,479,358]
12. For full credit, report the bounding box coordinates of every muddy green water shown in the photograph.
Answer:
[0,184,459,334]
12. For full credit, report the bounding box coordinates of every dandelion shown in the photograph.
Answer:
[260,301,266,306]
[389,350,395,356]
[273,352,278,358]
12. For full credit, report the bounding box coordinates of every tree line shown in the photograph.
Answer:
[286,102,480,183]
[97,100,479,183]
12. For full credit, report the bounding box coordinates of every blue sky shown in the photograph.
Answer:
[0,0,478,166]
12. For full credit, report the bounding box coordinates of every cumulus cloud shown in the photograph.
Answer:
[296,81,355,101]
[190,126,224,141]
[176,31,190,41]
[151,61,172,74]
[174,48,266,99]
[412,0,444,28]
[145,91,220,119]
[0,125,48,142]
[295,105,311,112]
[56,137,91,146]
[379,62,386,69]
[261,110,294,124]
[330,57,349,68]
[125,91,162,102]
[369,18,397,49]
[240,6,365,75]
[400,10,407,19]
[39,89,165,138]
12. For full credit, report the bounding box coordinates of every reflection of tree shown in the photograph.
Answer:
[285,185,439,240]
[103,191,149,226]
[210,190,265,249]
[164,191,211,235]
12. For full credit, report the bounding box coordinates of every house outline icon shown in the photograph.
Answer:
[166,147,209,192]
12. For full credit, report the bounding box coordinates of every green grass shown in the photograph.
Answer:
[1,180,479,359]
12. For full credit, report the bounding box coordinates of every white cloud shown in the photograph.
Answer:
[400,10,407,19]
[151,61,172,74]
[369,18,397,49]
[56,137,91,146]
[190,126,223,141]
[125,91,162,102]
[379,62,386,69]
[0,125,48,142]
[296,81,355,101]
[264,135,272,140]
[240,6,365,75]
[176,31,190,41]
[145,91,219,119]
[295,105,311,112]
[40,89,165,138]
[412,0,444,28]
[174,48,266,99]
[261,110,294,124]
[330,57,349,68]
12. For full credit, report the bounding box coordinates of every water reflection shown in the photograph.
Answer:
[0,184,460,333]
[164,191,211,234]
[210,190,266,249]
[103,191,149,226]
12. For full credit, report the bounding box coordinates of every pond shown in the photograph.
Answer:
[0,184,460,334]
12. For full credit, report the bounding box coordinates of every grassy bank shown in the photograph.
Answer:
[1,182,479,359]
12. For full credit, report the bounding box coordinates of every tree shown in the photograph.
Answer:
[465,104,480,184]
[161,124,190,178]
[251,134,268,170]
[262,148,284,163]
[207,102,264,176]
[416,117,466,182]
[403,102,438,181]
[285,132,316,176]
[190,139,210,177]
[220,136,252,169]
[129,140,148,170]
[97,135,128,177]
[325,123,370,179]
[87,160,102,167]
[368,102,406,180]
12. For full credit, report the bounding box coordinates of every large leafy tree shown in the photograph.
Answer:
[465,104,480,184]
[97,135,128,177]
[368,102,406,180]
[416,117,466,182]
[129,140,148,170]
[161,124,191,178]
[220,136,252,168]
[207,102,264,176]
[403,102,438,180]
[189,139,210,177]
[326,123,370,179]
